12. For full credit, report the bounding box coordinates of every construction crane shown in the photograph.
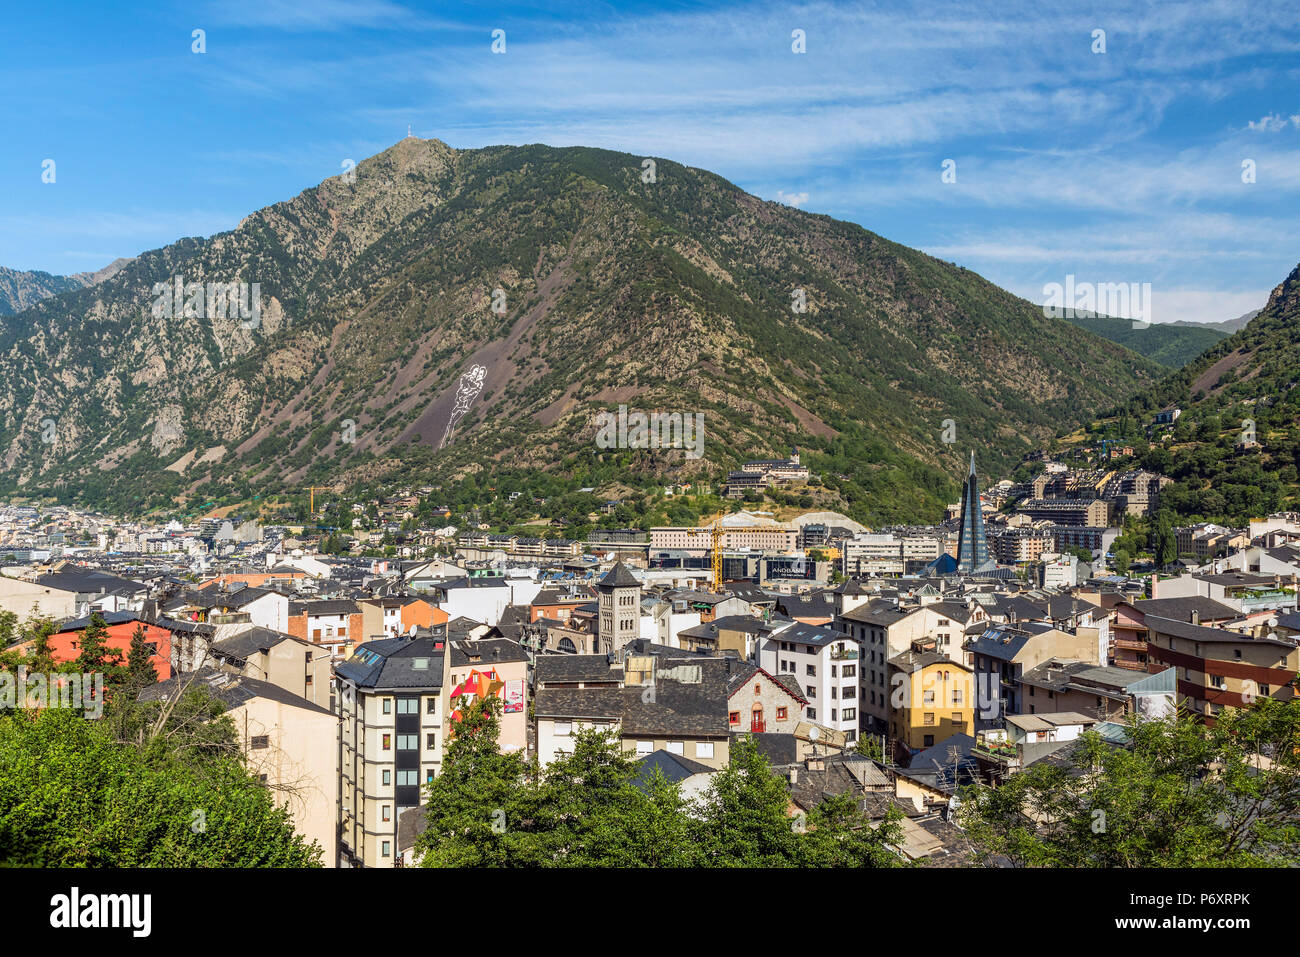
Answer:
[305,486,332,517]
[705,518,793,592]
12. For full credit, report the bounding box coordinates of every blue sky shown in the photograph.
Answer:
[2,0,1297,323]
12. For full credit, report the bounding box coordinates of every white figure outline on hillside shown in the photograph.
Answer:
[440,364,487,449]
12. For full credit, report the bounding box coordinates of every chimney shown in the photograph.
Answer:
[788,767,798,784]
[1149,575,1157,600]
[1190,609,1200,626]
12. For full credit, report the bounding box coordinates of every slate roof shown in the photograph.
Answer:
[140,666,334,716]
[1128,595,1240,622]
[1144,615,1297,648]
[633,749,716,788]
[397,806,427,853]
[52,610,149,631]
[965,621,1055,661]
[773,621,851,648]
[210,626,302,661]
[839,599,910,627]
[289,599,361,616]
[535,654,622,685]
[535,657,731,737]
[334,636,445,690]
[449,637,528,667]
[723,661,809,703]
[597,562,641,589]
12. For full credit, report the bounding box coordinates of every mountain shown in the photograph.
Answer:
[1071,264,1300,523]
[0,259,132,316]
[1171,308,1261,336]
[0,268,85,316]
[1059,312,1229,368]
[0,139,1163,522]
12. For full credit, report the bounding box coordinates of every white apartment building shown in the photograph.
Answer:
[757,622,860,742]
[336,636,449,868]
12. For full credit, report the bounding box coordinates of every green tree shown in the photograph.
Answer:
[1112,549,1131,575]
[125,623,159,692]
[415,695,544,866]
[0,707,320,866]
[957,704,1300,867]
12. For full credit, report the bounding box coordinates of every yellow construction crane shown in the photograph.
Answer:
[306,486,332,516]
[705,519,790,592]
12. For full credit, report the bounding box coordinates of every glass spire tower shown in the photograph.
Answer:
[956,451,995,573]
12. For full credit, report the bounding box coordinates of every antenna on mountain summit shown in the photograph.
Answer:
[407,124,413,138]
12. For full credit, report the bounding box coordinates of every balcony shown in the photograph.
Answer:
[750,718,767,733]
[1113,638,1148,652]
[830,647,859,660]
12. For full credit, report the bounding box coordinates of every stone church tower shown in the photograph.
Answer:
[597,561,641,654]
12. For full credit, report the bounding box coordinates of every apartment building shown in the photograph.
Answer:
[205,625,333,709]
[757,622,861,742]
[1019,499,1111,527]
[649,524,799,553]
[966,621,1102,730]
[288,599,364,661]
[886,648,975,756]
[1143,616,1299,723]
[142,668,339,866]
[335,635,449,868]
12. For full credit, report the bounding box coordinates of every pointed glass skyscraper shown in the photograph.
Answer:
[956,451,995,573]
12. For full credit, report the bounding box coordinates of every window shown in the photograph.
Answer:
[754,683,762,694]
[923,712,935,726]
[806,686,816,697]
[1260,684,1271,696]
[397,698,418,714]
[382,770,391,786]
[951,712,961,723]
[806,664,816,676]
[382,734,392,750]
[953,689,963,704]
[635,741,653,755]
[667,741,684,755]
[696,742,714,759]
[426,732,437,750]
[554,721,573,736]
[923,691,935,704]
[1209,674,1226,690]
[396,770,418,786]
[776,706,787,720]
[426,697,437,714]
[381,841,391,858]
[250,735,269,749]
[426,770,436,784]
[923,735,934,747]
[842,665,856,678]
[382,805,391,822]
[729,711,740,724]
[807,708,816,720]
[258,773,268,783]
[397,734,417,750]
[842,708,855,721]
[382,698,392,714]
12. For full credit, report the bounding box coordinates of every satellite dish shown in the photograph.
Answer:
[808,726,820,741]
[1268,617,1279,628]
[408,624,417,636]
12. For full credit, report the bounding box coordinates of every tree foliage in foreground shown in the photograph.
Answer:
[415,695,903,867]
[956,701,1300,867]
[0,688,322,867]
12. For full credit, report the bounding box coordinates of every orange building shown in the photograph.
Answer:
[42,611,174,680]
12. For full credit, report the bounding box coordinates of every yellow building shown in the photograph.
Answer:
[887,647,975,753]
